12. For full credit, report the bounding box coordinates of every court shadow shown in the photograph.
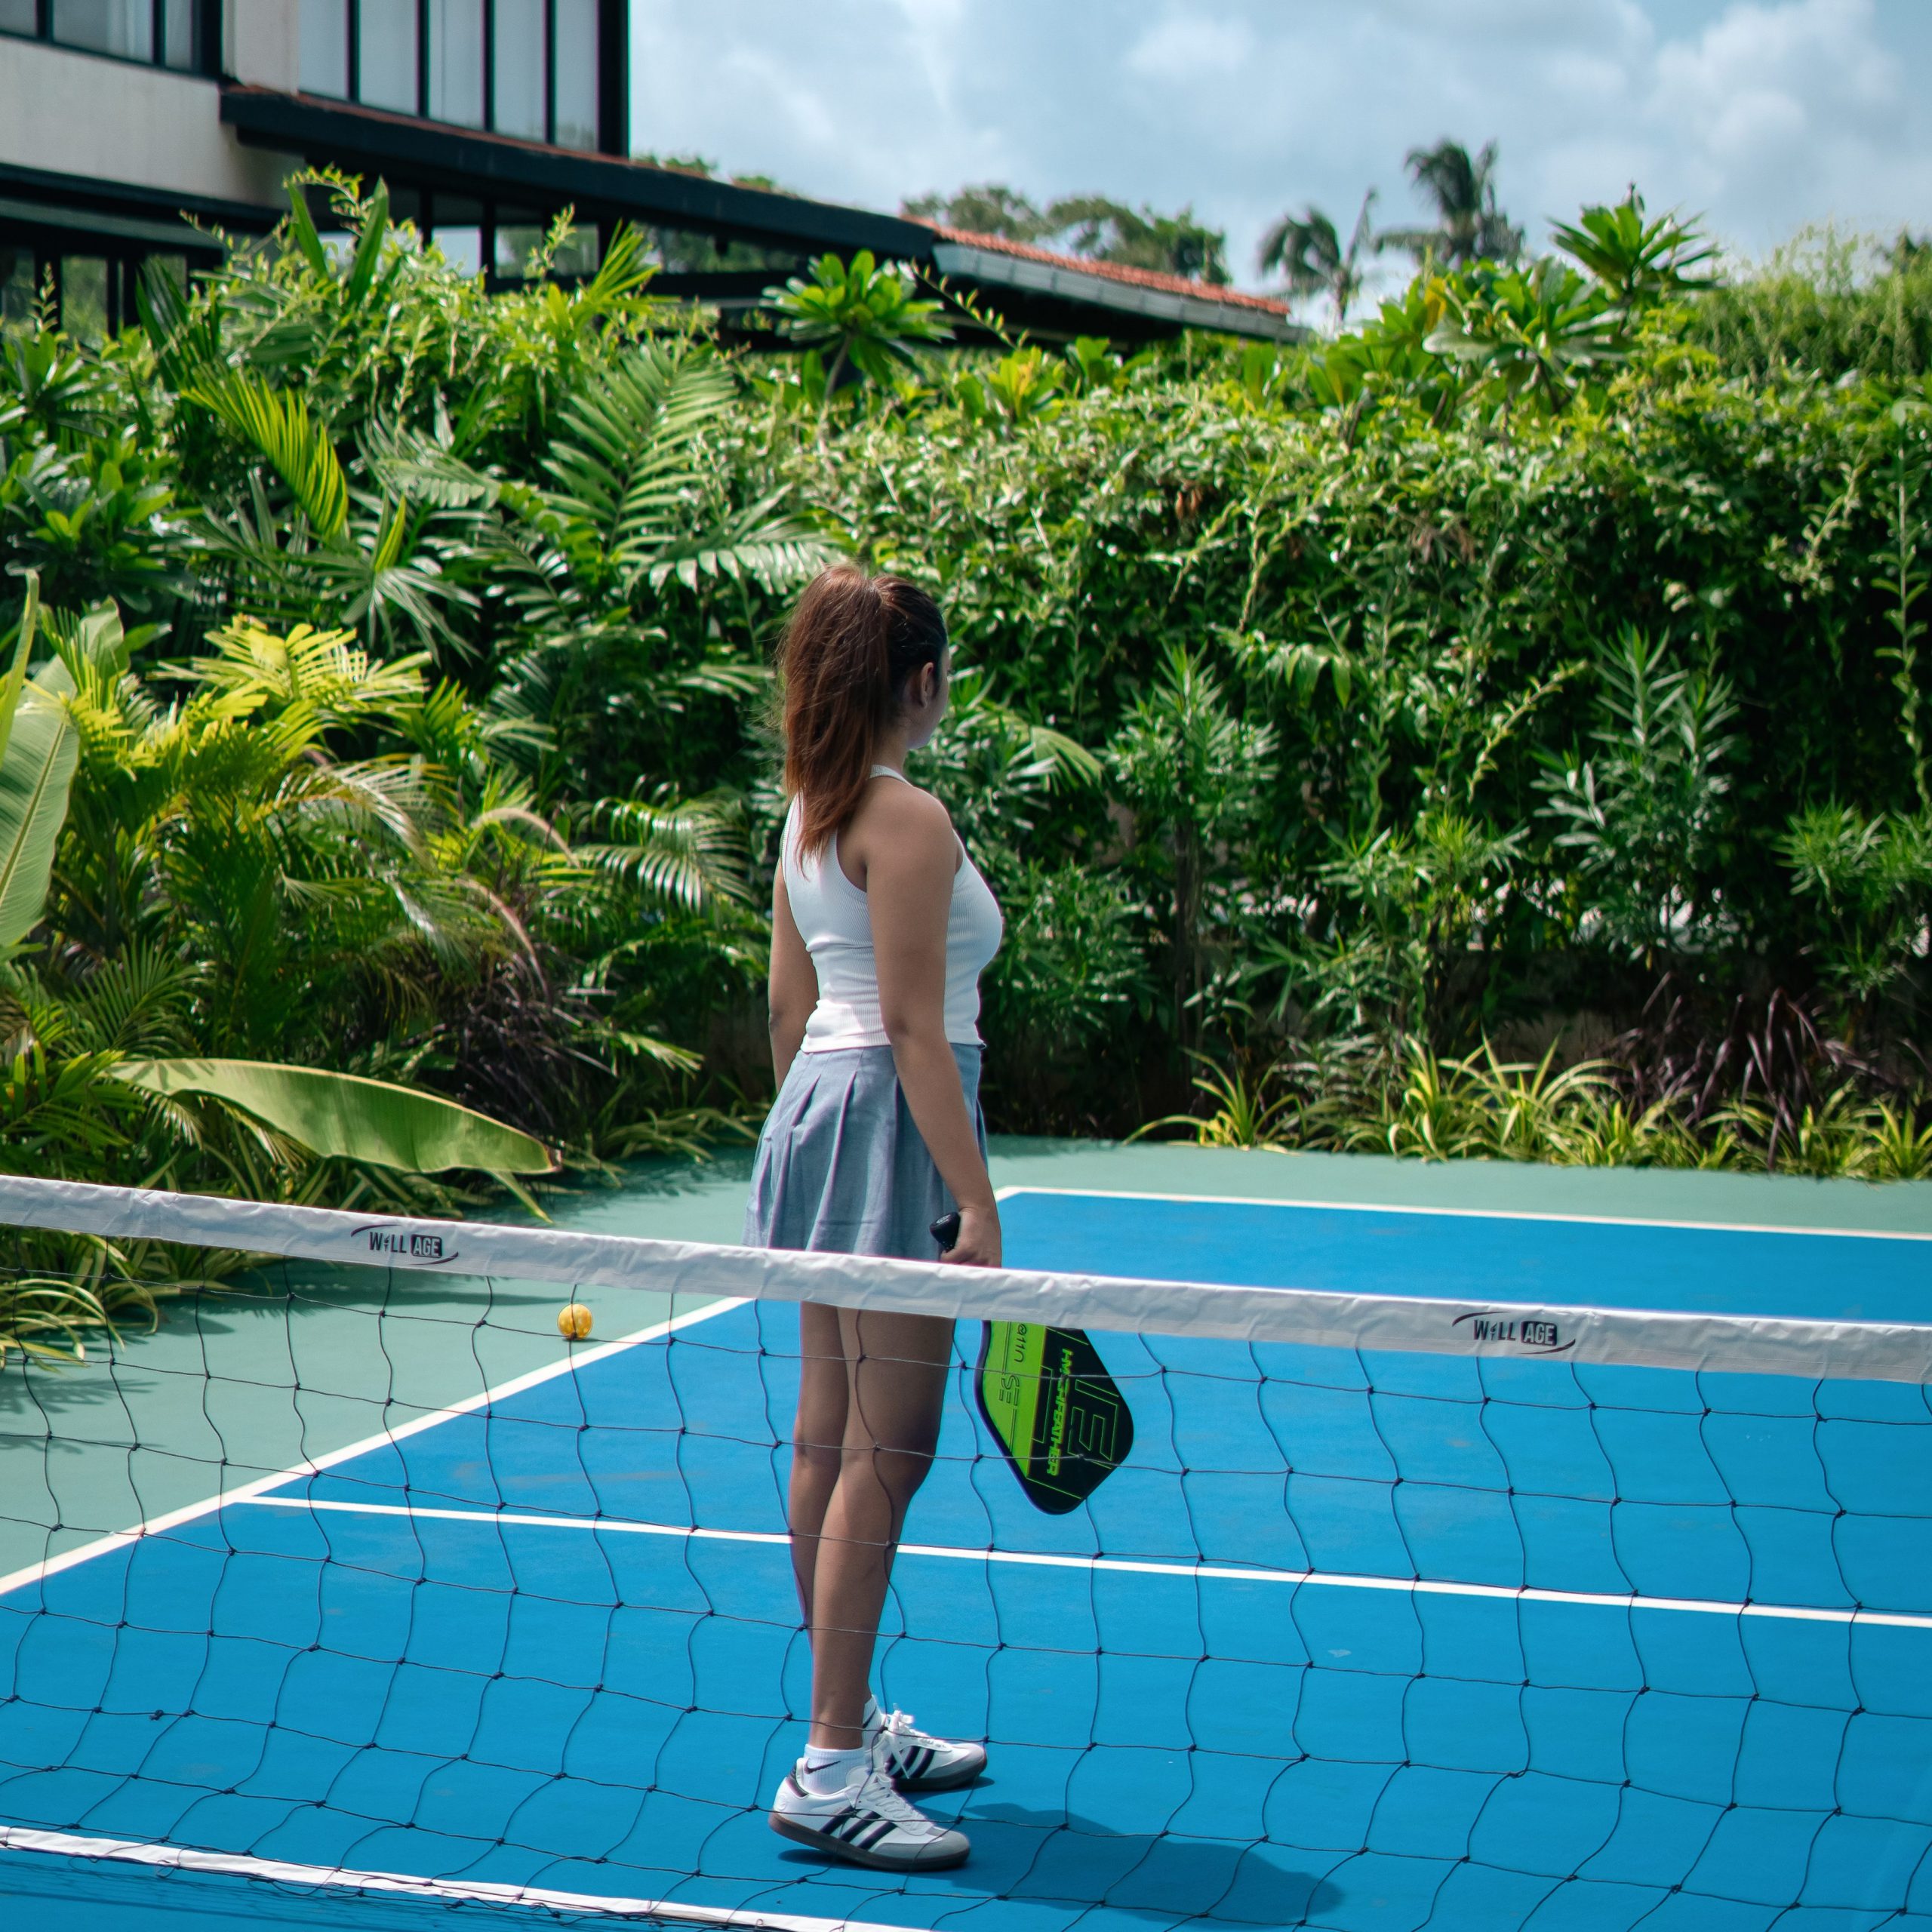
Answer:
[780,1801,1342,1925]
[0,1261,559,1428]
[0,1355,134,1414]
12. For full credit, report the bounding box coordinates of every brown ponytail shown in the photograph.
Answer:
[779,565,947,860]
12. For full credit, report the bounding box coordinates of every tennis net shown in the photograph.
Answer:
[0,1172,1929,1931]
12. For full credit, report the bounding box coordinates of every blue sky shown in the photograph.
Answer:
[629,0,1930,292]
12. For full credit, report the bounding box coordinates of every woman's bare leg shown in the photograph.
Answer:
[789,1301,848,1624]
[806,1306,953,1751]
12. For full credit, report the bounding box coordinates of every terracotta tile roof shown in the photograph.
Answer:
[919,223,1295,318]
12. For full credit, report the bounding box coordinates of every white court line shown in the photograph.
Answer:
[0,1826,908,1932]
[0,1296,746,1603]
[236,1493,1932,1632]
[995,1183,1932,1245]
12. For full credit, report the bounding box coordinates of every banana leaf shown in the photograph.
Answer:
[0,675,78,951]
[112,1060,552,1175]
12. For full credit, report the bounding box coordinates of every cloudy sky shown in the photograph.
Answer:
[629,0,1930,292]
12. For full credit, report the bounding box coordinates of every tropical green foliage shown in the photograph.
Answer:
[1151,1037,1932,1180]
[1690,228,1932,383]
[770,251,954,395]
[758,192,1932,1150]
[5,168,1932,1224]
[2,595,570,1185]
[1550,195,1718,311]
[0,180,815,1320]
[1257,140,1525,322]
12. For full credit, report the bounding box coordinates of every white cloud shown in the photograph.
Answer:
[1569,0,1927,257]
[628,0,1932,285]
[1124,12,1256,82]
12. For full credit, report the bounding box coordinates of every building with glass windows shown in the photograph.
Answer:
[2,0,1297,346]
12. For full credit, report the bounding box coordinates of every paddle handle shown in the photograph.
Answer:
[930,1211,961,1255]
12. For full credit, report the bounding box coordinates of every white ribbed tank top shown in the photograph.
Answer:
[783,768,1003,1053]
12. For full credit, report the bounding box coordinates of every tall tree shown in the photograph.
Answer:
[1382,140,1523,267]
[1258,189,1379,329]
[903,184,1049,242]
[1043,196,1231,285]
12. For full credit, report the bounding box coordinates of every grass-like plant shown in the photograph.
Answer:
[1140,1035,1932,1181]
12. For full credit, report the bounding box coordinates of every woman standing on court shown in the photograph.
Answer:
[745,565,1002,1873]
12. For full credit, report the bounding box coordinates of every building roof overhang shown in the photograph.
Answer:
[925,234,1303,343]
[218,88,1305,346]
[220,88,928,259]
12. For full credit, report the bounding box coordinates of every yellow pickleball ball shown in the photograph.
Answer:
[557,1302,593,1341]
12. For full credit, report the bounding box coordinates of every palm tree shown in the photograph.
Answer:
[1381,140,1523,268]
[1258,190,1379,330]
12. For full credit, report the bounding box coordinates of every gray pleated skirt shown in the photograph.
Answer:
[743,1044,986,1261]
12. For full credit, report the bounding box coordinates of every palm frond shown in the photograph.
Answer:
[641,492,842,593]
[542,344,737,558]
[576,791,751,911]
[188,372,349,540]
[360,418,503,510]
[45,943,201,1056]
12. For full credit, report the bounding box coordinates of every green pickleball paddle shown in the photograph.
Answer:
[931,1212,1135,1515]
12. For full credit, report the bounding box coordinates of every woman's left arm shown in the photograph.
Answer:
[867,791,1001,1268]
[767,871,815,1088]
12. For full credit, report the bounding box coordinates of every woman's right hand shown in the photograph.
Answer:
[945,1202,1002,1269]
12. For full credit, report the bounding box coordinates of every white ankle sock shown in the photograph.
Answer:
[798,1744,866,1795]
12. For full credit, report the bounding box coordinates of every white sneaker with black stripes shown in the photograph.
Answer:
[769,1742,971,1872]
[867,1702,987,1792]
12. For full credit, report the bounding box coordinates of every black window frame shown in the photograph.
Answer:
[325,186,601,292]
[0,235,191,342]
[304,0,619,152]
[1,0,220,75]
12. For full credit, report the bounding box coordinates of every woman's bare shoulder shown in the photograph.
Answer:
[851,774,954,851]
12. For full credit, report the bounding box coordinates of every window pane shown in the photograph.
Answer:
[0,1,38,36]
[2,248,35,335]
[491,0,546,140]
[162,0,195,68]
[51,1,156,60]
[552,0,598,150]
[493,206,543,278]
[435,227,482,276]
[357,0,419,114]
[432,199,484,276]
[300,0,349,95]
[552,223,598,278]
[493,226,541,278]
[61,257,109,344]
[427,0,483,127]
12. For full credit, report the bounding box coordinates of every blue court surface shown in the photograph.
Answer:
[2,1185,1931,1930]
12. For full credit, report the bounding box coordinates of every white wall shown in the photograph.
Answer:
[0,36,299,214]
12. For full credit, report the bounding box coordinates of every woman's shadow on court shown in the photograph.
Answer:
[780,1799,1343,1924]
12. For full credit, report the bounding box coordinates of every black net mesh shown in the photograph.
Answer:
[0,1202,1929,1931]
